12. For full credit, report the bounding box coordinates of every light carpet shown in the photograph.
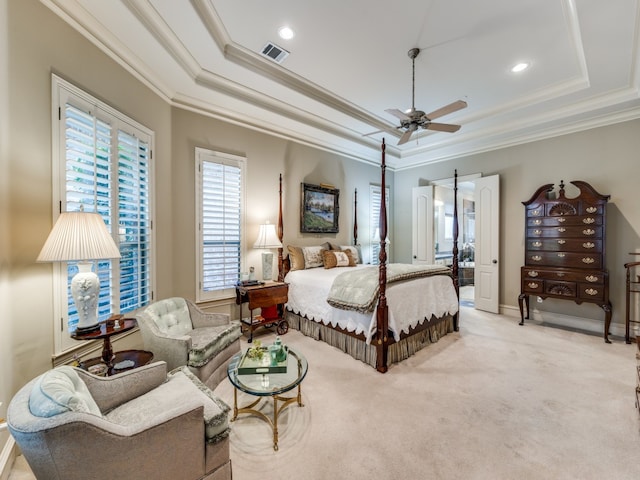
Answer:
[214,306,640,480]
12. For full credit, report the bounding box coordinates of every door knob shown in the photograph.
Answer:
[492,259,498,264]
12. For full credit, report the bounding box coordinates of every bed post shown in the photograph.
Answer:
[376,139,389,373]
[353,188,358,245]
[452,169,460,331]
[277,173,284,282]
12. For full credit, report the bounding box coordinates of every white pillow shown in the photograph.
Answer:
[302,246,325,268]
[29,366,101,418]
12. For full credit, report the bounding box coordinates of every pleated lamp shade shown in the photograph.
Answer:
[252,222,282,249]
[37,211,121,262]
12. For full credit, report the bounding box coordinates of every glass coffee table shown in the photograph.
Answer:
[227,346,308,451]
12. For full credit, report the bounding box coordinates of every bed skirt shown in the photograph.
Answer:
[284,310,455,369]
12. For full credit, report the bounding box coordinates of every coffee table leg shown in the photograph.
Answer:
[272,396,279,451]
[231,388,238,421]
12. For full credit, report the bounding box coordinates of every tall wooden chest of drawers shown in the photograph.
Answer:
[517,180,612,342]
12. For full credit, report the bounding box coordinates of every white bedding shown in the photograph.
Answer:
[284,265,459,343]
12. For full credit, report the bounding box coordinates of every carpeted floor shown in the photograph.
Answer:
[10,306,640,479]
[215,306,640,480]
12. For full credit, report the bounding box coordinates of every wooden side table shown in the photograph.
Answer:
[235,281,289,343]
[72,316,137,366]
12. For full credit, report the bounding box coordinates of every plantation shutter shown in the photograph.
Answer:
[117,130,151,311]
[63,104,115,329]
[197,148,245,301]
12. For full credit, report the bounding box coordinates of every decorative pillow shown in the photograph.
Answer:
[287,245,305,271]
[323,250,354,269]
[341,245,362,264]
[29,366,101,418]
[302,246,325,268]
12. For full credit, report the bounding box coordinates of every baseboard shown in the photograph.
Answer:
[499,304,632,340]
[0,436,17,480]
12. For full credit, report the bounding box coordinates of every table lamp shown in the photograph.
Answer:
[37,210,121,333]
[253,221,282,281]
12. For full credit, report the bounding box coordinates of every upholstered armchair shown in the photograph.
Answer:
[7,361,232,480]
[137,297,242,390]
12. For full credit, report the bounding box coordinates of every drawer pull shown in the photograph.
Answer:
[583,228,595,236]
[533,219,541,225]
[532,241,542,247]
[557,227,566,233]
[585,275,599,282]
[582,257,595,264]
[556,273,565,277]
[582,242,595,249]
[557,217,566,223]
[527,282,539,289]
[557,253,565,258]
[586,206,597,214]
[557,239,566,245]
[531,209,541,216]
[528,271,539,277]
[585,288,599,296]
[531,255,542,261]
[583,217,595,224]
[533,229,542,235]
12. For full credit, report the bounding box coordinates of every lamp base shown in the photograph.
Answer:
[71,261,101,333]
[75,323,101,334]
[262,252,274,281]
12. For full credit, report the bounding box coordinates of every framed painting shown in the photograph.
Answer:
[300,183,339,233]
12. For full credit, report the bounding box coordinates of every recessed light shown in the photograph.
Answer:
[278,26,294,40]
[511,62,530,73]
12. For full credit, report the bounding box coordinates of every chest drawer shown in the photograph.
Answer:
[526,238,601,252]
[527,226,603,239]
[525,251,602,269]
[522,267,605,284]
[527,215,602,227]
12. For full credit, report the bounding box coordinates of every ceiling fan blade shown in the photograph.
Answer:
[425,122,461,133]
[397,126,416,145]
[385,108,410,121]
[425,100,467,120]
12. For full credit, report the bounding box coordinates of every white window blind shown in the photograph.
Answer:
[53,75,154,353]
[370,184,390,265]
[196,148,246,301]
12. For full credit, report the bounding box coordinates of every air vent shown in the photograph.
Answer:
[261,42,289,64]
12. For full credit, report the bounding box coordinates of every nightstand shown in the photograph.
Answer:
[235,281,289,342]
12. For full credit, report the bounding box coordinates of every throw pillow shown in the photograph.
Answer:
[341,245,362,264]
[302,246,325,268]
[323,250,352,269]
[29,366,102,418]
[287,245,305,271]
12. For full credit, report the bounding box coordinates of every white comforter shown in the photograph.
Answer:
[284,265,459,344]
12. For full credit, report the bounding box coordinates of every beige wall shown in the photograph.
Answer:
[394,121,640,330]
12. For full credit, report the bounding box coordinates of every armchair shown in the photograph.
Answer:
[137,297,242,390]
[7,361,232,480]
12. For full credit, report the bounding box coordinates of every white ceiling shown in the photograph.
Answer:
[43,0,640,169]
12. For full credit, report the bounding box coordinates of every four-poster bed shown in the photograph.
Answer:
[276,140,460,373]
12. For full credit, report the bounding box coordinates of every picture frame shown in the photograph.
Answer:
[300,183,339,233]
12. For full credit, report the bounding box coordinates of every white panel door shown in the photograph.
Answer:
[412,186,434,264]
[474,175,500,313]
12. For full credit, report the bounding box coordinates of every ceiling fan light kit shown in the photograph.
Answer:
[386,48,467,145]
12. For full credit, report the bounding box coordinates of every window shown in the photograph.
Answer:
[195,148,246,302]
[370,184,390,265]
[52,75,154,354]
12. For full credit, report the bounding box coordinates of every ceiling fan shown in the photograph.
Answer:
[386,48,467,145]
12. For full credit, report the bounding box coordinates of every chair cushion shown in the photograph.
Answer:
[105,368,230,442]
[187,323,242,367]
[145,297,193,336]
[28,366,101,418]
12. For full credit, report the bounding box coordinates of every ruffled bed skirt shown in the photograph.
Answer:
[284,310,454,369]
